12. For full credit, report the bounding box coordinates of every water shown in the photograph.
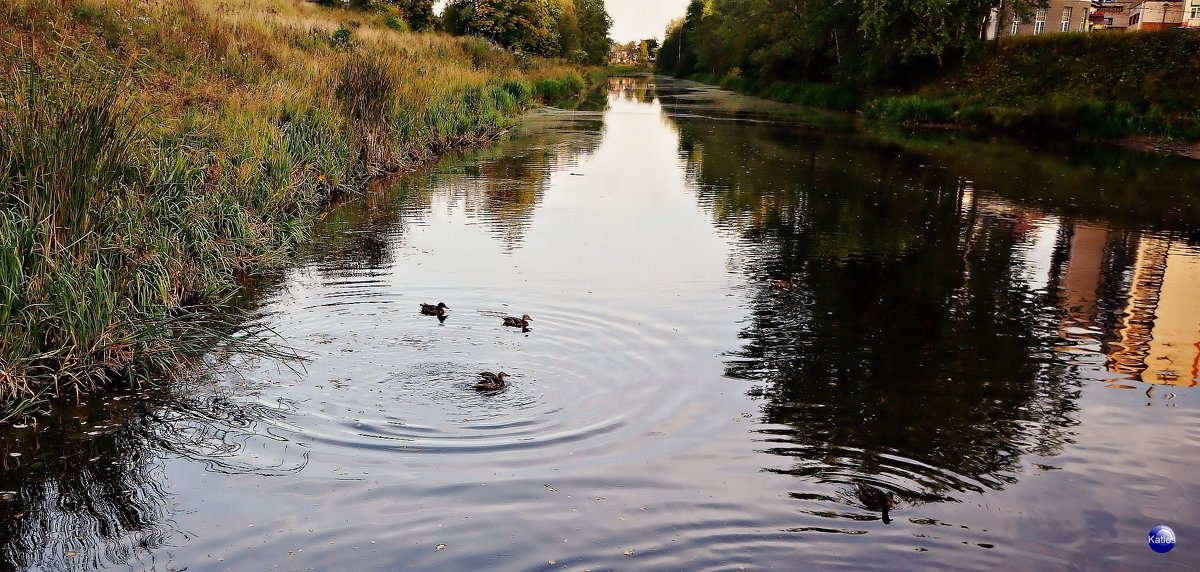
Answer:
[3,77,1200,570]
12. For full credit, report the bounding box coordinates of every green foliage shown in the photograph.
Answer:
[863,96,957,124]
[575,0,612,65]
[385,15,409,32]
[532,72,585,103]
[394,0,435,30]
[332,26,355,50]
[442,0,611,62]
[657,0,1047,87]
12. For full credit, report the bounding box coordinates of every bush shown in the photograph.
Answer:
[864,96,957,124]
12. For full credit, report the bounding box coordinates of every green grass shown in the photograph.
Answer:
[0,0,600,409]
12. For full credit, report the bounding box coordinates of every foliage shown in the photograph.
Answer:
[575,0,612,65]
[442,0,611,62]
[657,0,1046,87]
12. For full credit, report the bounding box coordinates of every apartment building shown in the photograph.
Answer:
[1128,1,1188,29]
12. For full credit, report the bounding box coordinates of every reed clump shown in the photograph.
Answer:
[0,0,597,409]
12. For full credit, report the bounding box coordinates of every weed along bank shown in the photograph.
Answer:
[0,0,604,411]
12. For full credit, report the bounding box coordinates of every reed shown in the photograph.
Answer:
[0,0,600,408]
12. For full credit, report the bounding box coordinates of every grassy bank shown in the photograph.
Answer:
[0,0,596,410]
[683,30,1200,142]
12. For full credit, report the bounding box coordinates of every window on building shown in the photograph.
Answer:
[1035,9,1047,34]
[1061,7,1073,31]
[1012,18,1021,35]
[1191,4,1200,19]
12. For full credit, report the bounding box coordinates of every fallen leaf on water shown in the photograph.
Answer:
[623,549,635,556]
[66,552,77,558]
[548,560,556,565]
[435,544,446,551]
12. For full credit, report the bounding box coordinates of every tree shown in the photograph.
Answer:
[440,0,561,56]
[575,0,613,65]
[392,0,435,30]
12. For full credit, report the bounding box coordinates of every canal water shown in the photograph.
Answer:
[2,77,1199,570]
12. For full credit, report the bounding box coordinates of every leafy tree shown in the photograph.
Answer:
[575,0,613,65]
[657,0,1048,87]
[392,0,435,30]
[441,0,560,56]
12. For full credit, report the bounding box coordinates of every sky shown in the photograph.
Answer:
[433,1,691,43]
[607,0,690,42]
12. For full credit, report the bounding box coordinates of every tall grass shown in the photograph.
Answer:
[0,0,599,408]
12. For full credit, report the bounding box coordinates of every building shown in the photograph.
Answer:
[1186,0,1200,26]
[1085,0,1141,30]
[1007,0,1095,35]
[1128,1,1187,29]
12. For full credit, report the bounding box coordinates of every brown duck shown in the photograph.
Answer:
[420,302,449,316]
[855,482,897,524]
[502,314,531,328]
[475,371,509,391]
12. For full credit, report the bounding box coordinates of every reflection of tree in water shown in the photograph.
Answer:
[663,96,1083,506]
[0,383,304,570]
[305,111,605,265]
[610,76,657,103]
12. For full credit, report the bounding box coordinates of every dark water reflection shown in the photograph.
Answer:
[2,77,1199,570]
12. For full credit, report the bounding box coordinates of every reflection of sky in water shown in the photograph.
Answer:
[1,78,1199,571]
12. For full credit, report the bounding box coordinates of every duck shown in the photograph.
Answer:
[502,314,531,328]
[770,275,797,290]
[475,371,509,391]
[420,302,449,316]
[854,481,897,524]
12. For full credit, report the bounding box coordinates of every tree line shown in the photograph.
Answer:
[316,1,612,64]
[656,0,1046,88]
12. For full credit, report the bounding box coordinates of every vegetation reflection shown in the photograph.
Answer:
[656,80,1200,517]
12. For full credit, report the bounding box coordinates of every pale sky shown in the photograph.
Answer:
[607,0,690,42]
[433,1,690,43]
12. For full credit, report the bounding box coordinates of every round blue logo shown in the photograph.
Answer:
[1149,525,1176,553]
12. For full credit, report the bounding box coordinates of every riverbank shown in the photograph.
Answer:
[0,0,598,412]
[678,29,1200,151]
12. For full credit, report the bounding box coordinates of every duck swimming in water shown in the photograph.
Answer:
[420,302,449,316]
[502,314,531,328]
[854,481,897,524]
[475,371,509,391]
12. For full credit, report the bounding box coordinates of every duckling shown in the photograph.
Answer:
[475,371,509,391]
[770,276,797,290]
[420,302,449,316]
[502,314,531,328]
[855,481,897,524]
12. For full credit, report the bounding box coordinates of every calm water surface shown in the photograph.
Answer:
[3,77,1200,570]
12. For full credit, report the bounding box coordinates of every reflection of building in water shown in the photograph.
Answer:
[1053,224,1200,387]
[1059,225,1110,327]
[1109,238,1200,386]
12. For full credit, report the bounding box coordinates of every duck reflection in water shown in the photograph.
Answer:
[855,482,898,524]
